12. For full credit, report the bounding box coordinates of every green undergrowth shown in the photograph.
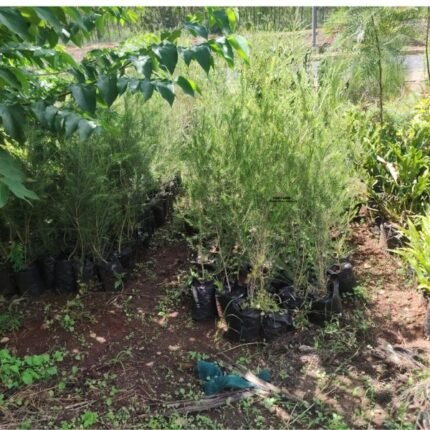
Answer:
[0,349,64,389]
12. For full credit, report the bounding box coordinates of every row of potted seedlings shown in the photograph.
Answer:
[190,261,356,342]
[0,179,180,299]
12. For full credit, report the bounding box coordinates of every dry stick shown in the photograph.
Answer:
[145,388,292,421]
[220,341,266,354]
[64,399,97,410]
[143,389,256,416]
[217,351,302,403]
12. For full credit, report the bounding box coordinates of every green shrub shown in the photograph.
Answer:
[0,349,64,389]
[396,210,430,293]
[178,36,359,303]
[0,310,22,336]
[0,91,171,264]
[351,97,430,223]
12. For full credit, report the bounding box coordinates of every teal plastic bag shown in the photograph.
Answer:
[196,360,271,395]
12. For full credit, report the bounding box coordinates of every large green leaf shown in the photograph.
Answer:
[34,7,64,32]
[117,77,129,95]
[0,8,31,41]
[0,182,9,208]
[45,28,59,47]
[184,22,208,39]
[192,44,213,74]
[139,80,154,102]
[0,67,22,89]
[226,8,237,31]
[155,80,175,106]
[209,9,231,34]
[71,83,96,115]
[132,56,152,79]
[152,42,178,75]
[227,35,250,64]
[0,104,26,142]
[175,76,198,97]
[97,74,118,107]
[31,101,47,127]
[213,37,234,66]
[70,68,86,84]
[12,68,29,91]
[181,48,194,66]
[78,119,96,140]
[0,176,38,202]
[161,28,182,43]
[64,113,80,137]
[44,105,58,129]
[0,149,24,181]
[128,79,140,92]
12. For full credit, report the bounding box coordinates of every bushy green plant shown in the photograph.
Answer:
[0,310,22,336]
[0,349,63,389]
[351,97,430,223]
[179,35,359,304]
[0,91,171,264]
[7,242,26,272]
[396,210,430,293]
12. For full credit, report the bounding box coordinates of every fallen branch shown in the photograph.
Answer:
[370,340,427,370]
[217,351,302,402]
[220,342,266,355]
[64,400,97,410]
[143,389,256,415]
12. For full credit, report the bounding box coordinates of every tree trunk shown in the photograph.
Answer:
[426,7,430,86]
[372,15,384,127]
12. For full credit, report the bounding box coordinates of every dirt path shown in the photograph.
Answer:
[0,224,428,429]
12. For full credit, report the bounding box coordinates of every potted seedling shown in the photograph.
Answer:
[213,237,248,320]
[326,261,356,296]
[150,194,167,228]
[38,255,57,290]
[96,255,126,292]
[227,226,294,342]
[189,247,217,321]
[73,256,100,291]
[9,242,44,297]
[137,204,156,246]
[54,254,78,293]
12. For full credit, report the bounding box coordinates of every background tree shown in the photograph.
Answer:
[325,7,420,126]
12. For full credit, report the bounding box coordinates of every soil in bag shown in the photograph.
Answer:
[116,246,134,270]
[151,198,166,228]
[0,267,17,297]
[216,284,247,317]
[191,280,216,321]
[15,265,44,296]
[262,311,294,341]
[97,257,125,292]
[55,259,77,293]
[225,308,261,342]
[39,255,56,290]
[278,286,305,310]
[327,261,356,296]
[138,208,156,246]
